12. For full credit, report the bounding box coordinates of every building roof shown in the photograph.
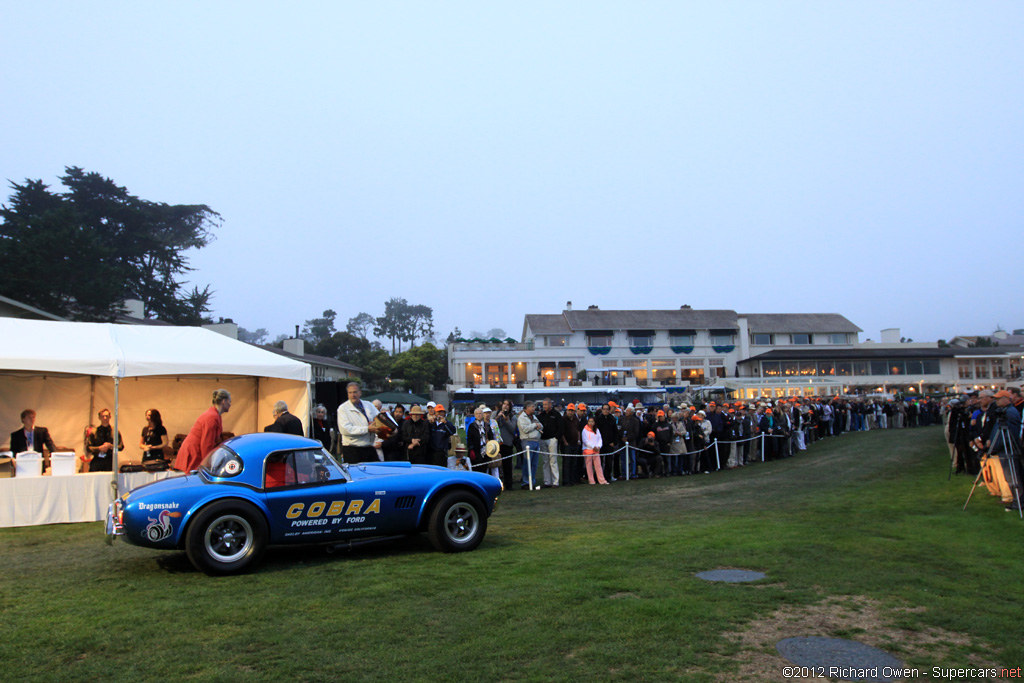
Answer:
[524,314,573,335]
[561,308,739,332]
[741,313,861,334]
[952,334,1024,347]
[738,345,1024,364]
[0,294,66,321]
[260,346,363,373]
[739,348,956,363]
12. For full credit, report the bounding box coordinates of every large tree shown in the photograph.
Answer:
[374,297,410,354]
[0,167,219,322]
[302,309,337,345]
[388,342,445,394]
[346,312,375,339]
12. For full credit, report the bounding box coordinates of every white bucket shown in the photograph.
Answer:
[15,451,42,478]
[51,452,77,476]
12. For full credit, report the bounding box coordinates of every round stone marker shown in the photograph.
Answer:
[776,637,905,682]
[694,569,766,583]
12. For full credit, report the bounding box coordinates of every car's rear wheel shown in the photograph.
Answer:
[185,500,268,575]
[427,491,487,553]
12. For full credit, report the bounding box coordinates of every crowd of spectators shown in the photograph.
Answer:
[360,392,997,492]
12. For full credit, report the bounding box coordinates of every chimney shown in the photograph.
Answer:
[587,305,599,310]
[122,299,145,319]
[566,301,572,311]
[680,304,692,310]
[283,338,304,356]
[880,328,900,344]
[295,324,300,339]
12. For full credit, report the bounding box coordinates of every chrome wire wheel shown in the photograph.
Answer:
[443,503,479,544]
[203,514,254,563]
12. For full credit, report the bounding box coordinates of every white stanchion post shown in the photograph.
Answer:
[714,439,721,470]
[761,432,766,462]
[526,445,535,491]
[625,441,630,481]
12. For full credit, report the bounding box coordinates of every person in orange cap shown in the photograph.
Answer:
[637,429,664,477]
[561,402,583,487]
[759,407,778,461]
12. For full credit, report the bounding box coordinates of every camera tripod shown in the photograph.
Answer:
[964,421,1023,519]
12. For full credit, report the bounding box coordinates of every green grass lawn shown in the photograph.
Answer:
[3,428,1022,682]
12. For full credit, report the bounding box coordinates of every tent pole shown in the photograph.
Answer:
[112,376,120,498]
[254,377,260,434]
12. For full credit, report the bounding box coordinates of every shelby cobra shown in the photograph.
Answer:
[106,433,502,575]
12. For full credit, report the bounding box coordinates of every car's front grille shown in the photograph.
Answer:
[394,495,415,510]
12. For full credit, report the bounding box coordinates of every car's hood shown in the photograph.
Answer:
[122,472,198,501]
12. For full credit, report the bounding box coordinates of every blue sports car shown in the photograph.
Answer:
[106,433,502,575]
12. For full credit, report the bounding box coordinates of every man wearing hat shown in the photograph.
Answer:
[619,405,640,480]
[517,401,543,488]
[429,404,458,467]
[401,405,431,465]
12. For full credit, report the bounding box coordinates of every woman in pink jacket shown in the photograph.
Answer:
[581,416,608,485]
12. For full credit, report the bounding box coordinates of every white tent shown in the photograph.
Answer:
[0,319,312,488]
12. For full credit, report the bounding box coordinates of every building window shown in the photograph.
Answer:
[922,360,941,375]
[835,362,852,376]
[545,336,568,347]
[889,361,905,376]
[710,334,734,346]
[904,360,923,375]
[621,360,646,367]
[791,333,811,345]
[993,361,1005,378]
[762,361,781,377]
[870,361,889,376]
[670,333,694,346]
[628,333,654,347]
[466,363,482,386]
[587,334,613,347]
[958,360,971,379]
[798,362,817,376]
[818,361,835,376]
[782,361,798,376]
[651,360,674,367]
[975,361,989,379]
[853,362,870,376]
[829,334,848,344]
[751,333,773,345]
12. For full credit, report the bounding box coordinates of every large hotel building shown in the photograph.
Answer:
[446,304,1022,404]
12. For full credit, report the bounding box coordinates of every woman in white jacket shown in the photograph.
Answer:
[581,416,608,485]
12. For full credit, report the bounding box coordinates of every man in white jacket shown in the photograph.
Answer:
[337,382,381,464]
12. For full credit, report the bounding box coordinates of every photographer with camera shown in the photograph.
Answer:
[974,390,1023,511]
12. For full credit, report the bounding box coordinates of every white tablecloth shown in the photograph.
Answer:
[0,471,183,528]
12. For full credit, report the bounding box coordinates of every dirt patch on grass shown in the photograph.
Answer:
[718,595,1007,682]
[607,591,639,600]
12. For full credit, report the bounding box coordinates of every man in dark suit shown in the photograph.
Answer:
[264,401,304,436]
[10,409,57,472]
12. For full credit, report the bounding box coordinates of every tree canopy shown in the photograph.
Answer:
[374,297,434,353]
[0,167,220,322]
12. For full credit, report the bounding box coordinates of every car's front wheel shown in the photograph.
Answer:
[185,500,268,575]
[427,491,487,553]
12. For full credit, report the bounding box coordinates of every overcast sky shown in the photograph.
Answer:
[3,2,1021,345]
